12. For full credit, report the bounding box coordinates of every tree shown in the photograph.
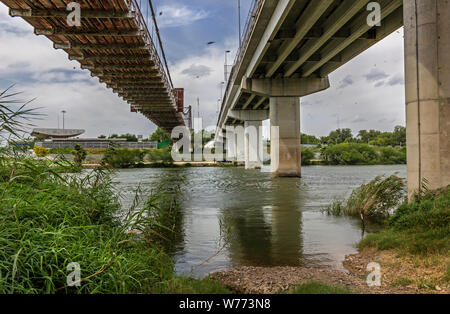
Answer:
[72,144,87,166]
[301,133,320,144]
[322,128,354,144]
[150,128,171,143]
[98,135,106,139]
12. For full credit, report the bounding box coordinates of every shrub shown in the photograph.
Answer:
[102,148,144,168]
[321,143,378,165]
[33,145,50,157]
[359,185,450,255]
[72,144,87,166]
[301,148,315,165]
[379,146,406,164]
[146,147,173,163]
[324,175,406,226]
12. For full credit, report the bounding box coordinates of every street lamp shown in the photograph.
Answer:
[224,50,231,82]
[238,0,241,48]
[61,110,67,130]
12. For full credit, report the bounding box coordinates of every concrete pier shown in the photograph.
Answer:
[270,97,301,177]
[244,120,263,169]
[404,0,450,197]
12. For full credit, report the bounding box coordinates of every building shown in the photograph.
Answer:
[35,138,158,150]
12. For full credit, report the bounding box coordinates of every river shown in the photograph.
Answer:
[113,165,406,278]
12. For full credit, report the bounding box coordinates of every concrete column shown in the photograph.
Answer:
[270,97,301,177]
[404,0,450,198]
[244,120,263,169]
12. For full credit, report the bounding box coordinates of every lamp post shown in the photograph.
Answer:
[61,110,66,130]
[238,0,241,48]
[224,50,231,82]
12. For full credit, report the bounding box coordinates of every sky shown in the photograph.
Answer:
[0,1,405,139]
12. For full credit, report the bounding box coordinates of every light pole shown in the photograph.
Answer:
[61,110,66,130]
[224,50,231,82]
[220,81,225,99]
[238,0,241,48]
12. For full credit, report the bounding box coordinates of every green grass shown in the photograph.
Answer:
[283,282,353,294]
[359,186,450,255]
[0,154,227,294]
[324,175,406,226]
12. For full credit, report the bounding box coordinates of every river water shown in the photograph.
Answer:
[113,165,406,278]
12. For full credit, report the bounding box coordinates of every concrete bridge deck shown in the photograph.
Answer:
[1,0,184,134]
[217,0,450,197]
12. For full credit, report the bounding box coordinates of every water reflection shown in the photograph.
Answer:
[113,165,407,277]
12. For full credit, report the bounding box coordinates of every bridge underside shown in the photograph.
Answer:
[218,0,450,196]
[2,0,184,133]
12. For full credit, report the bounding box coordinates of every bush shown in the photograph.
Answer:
[72,144,87,166]
[0,160,175,293]
[325,175,406,226]
[321,143,378,165]
[301,148,315,165]
[102,148,144,168]
[146,147,173,163]
[359,185,450,255]
[379,146,406,164]
[33,146,50,157]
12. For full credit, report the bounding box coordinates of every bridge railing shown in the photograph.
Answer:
[218,0,264,124]
[129,0,177,108]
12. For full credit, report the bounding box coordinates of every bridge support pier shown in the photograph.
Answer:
[244,120,263,169]
[404,0,450,198]
[270,97,301,177]
[225,126,245,162]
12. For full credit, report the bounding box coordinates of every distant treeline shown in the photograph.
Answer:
[302,126,406,147]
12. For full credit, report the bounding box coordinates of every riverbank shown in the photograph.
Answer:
[209,182,449,294]
[208,250,448,294]
[0,155,231,294]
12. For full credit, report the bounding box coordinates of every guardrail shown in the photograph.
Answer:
[218,0,265,124]
[129,0,177,109]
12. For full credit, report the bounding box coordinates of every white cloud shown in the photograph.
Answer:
[157,5,208,28]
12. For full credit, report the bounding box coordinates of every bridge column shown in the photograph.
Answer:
[225,126,245,162]
[270,97,301,177]
[404,0,450,197]
[244,121,263,169]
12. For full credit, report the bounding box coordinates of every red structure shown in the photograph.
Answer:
[174,88,184,113]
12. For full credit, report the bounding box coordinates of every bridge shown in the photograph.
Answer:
[1,0,184,134]
[216,0,449,197]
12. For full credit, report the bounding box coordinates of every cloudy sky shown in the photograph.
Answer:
[0,1,405,139]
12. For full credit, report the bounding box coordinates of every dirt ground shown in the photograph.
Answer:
[209,248,449,294]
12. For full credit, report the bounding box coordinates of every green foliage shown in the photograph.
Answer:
[321,143,379,165]
[359,186,450,255]
[72,144,87,166]
[301,133,320,145]
[320,126,406,147]
[150,128,171,143]
[321,143,406,165]
[0,86,40,140]
[301,148,315,165]
[109,133,138,142]
[102,148,145,168]
[379,146,406,164]
[146,147,173,163]
[33,145,50,157]
[0,158,176,293]
[325,175,406,225]
[283,282,353,294]
[321,128,354,145]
